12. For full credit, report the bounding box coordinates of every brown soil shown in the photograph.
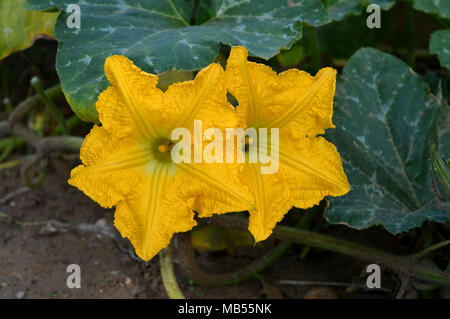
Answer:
[0,158,400,299]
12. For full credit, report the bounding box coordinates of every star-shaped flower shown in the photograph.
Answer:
[225,46,350,241]
[69,56,252,260]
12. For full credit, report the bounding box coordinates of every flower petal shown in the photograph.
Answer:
[244,163,292,242]
[98,55,163,139]
[225,46,348,242]
[69,125,149,208]
[280,137,350,208]
[267,67,336,139]
[225,46,336,139]
[163,63,237,134]
[225,46,279,126]
[177,162,255,214]
[114,164,197,260]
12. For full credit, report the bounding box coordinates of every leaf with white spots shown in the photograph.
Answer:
[430,30,450,70]
[322,0,361,21]
[321,0,394,21]
[25,0,331,122]
[326,48,449,234]
[413,0,450,20]
[369,0,395,10]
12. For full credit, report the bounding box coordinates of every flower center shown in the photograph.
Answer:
[243,136,253,153]
[152,137,174,163]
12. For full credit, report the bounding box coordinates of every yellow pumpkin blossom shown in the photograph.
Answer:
[225,46,350,242]
[69,55,252,261]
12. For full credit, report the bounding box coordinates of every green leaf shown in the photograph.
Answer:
[326,48,448,234]
[317,14,387,61]
[276,41,308,67]
[430,30,450,70]
[25,0,332,122]
[322,0,395,21]
[323,0,361,21]
[368,0,395,10]
[438,103,450,161]
[413,0,450,20]
[0,0,57,60]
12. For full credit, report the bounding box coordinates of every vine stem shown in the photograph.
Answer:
[412,239,450,261]
[159,245,185,299]
[306,24,321,70]
[30,77,69,135]
[209,216,450,286]
[0,159,21,171]
[178,232,292,287]
[177,207,321,287]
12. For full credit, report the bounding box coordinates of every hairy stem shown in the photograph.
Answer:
[31,77,69,135]
[159,245,185,299]
[0,159,21,171]
[177,207,321,287]
[178,232,292,287]
[412,240,450,261]
[9,84,62,124]
[210,215,450,286]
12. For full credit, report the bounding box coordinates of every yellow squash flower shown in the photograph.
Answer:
[225,46,350,242]
[69,56,252,261]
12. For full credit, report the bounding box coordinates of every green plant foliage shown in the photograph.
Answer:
[276,41,309,68]
[318,14,386,61]
[369,0,396,10]
[430,30,450,70]
[190,225,254,253]
[438,104,450,160]
[274,2,391,66]
[0,0,57,60]
[413,0,450,20]
[322,0,394,21]
[323,0,361,21]
[25,0,334,122]
[326,48,448,234]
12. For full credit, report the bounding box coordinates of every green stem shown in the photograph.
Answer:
[21,154,47,189]
[3,98,12,114]
[307,24,320,70]
[190,0,199,25]
[406,3,415,68]
[0,159,21,171]
[0,136,22,151]
[159,245,185,299]
[30,77,69,135]
[178,208,320,287]
[37,136,84,154]
[0,136,16,162]
[9,84,62,123]
[178,232,292,287]
[412,240,450,261]
[212,216,450,286]
[0,114,80,159]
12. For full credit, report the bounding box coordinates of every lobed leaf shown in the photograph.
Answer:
[413,0,450,20]
[326,48,449,234]
[430,30,450,70]
[25,0,333,122]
